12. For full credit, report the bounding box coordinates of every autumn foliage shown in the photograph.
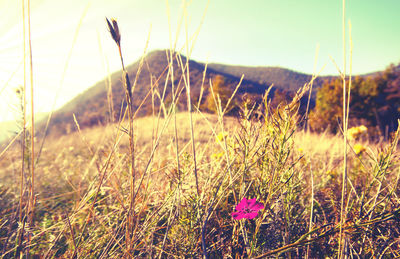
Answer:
[310,63,400,137]
[203,75,234,114]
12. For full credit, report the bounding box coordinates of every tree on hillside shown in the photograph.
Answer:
[269,89,293,108]
[376,64,400,134]
[203,75,234,114]
[309,78,343,133]
[309,76,382,133]
[309,63,400,137]
[347,76,381,127]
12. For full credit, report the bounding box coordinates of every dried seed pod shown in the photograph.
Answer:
[106,17,121,46]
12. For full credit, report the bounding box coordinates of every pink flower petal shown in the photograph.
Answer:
[247,198,257,207]
[235,197,248,211]
[250,202,264,211]
[232,197,265,220]
[232,211,245,220]
[243,212,259,219]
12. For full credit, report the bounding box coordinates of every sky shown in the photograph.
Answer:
[0,0,400,124]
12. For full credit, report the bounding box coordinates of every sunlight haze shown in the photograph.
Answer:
[0,0,399,123]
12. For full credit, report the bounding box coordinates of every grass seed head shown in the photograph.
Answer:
[106,17,121,46]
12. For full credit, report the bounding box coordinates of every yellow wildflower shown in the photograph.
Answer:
[215,131,228,144]
[211,151,224,160]
[353,143,366,155]
[359,125,367,133]
[347,125,368,141]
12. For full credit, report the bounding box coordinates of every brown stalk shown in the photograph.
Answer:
[27,0,35,232]
[339,0,351,257]
[65,212,77,253]
[106,17,136,254]
[15,1,27,257]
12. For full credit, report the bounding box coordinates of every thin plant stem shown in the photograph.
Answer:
[182,5,200,198]
[23,0,35,257]
[306,163,314,259]
[21,0,27,215]
[17,0,27,255]
[346,22,353,134]
[339,0,349,257]
[107,18,136,251]
[28,0,35,218]
[16,1,28,257]
[304,44,320,132]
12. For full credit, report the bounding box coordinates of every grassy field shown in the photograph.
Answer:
[1,103,399,257]
[1,3,400,257]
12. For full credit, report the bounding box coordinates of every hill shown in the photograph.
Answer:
[42,50,317,135]
[208,63,333,94]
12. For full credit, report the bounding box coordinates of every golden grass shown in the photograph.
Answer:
[0,112,381,194]
[1,1,399,256]
[0,106,398,257]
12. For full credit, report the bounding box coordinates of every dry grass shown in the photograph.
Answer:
[1,109,398,257]
[1,1,399,257]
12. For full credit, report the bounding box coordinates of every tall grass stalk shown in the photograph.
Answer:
[200,76,243,258]
[106,18,137,254]
[27,0,35,229]
[157,6,181,250]
[304,43,320,132]
[15,0,36,256]
[306,163,314,259]
[339,0,352,257]
[17,0,27,255]
[166,3,185,246]
[183,14,201,199]
[172,2,210,256]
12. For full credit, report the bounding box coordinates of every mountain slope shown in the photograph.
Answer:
[207,63,333,93]
[44,50,272,135]
[42,50,352,136]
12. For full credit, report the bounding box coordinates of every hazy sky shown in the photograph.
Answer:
[0,0,400,123]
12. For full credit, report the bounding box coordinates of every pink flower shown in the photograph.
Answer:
[232,197,264,220]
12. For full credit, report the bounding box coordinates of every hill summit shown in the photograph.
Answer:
[42,50,328,135]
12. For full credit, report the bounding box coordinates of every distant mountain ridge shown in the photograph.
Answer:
[208,63,332,94]
[39,50,335,135]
